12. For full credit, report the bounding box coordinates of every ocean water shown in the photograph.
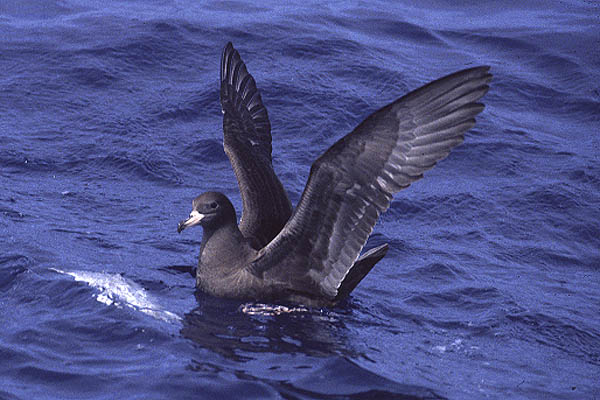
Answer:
[1,1,599,399]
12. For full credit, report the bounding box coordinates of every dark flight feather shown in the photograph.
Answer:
[220,42,292,248]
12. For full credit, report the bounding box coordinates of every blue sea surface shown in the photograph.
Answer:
[1,1,599,399]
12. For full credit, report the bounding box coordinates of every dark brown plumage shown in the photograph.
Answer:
[178,42,492,307]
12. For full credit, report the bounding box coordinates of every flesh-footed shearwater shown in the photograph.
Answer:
[178,42,492,307]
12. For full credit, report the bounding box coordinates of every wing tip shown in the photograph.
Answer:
[221,42,239,85]
[223,41,234,55]
[465,65,492,75]
[456,65,493,85]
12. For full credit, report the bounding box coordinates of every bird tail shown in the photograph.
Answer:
[334,243,389,303]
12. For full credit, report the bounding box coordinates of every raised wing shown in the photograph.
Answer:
[250,66,492,300]
[220,42,292,247]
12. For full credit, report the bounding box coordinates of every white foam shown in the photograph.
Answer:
[434,338,463,353]
[51,268,181,323]
[239,302,309,316]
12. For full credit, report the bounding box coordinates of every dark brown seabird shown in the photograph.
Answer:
[178,42,492,307]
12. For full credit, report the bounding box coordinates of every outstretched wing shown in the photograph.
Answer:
[220,42,292,247]
[250,66,492,300]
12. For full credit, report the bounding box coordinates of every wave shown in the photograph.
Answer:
[507,311,600,366]
[50,268,180,323]
[0,254,31,291]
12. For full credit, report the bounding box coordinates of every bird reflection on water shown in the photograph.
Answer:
[181,291,353,361]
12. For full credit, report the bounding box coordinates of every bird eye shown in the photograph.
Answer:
[210,201,218,209]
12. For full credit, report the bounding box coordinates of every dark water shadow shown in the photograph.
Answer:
[269,356,446,400]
